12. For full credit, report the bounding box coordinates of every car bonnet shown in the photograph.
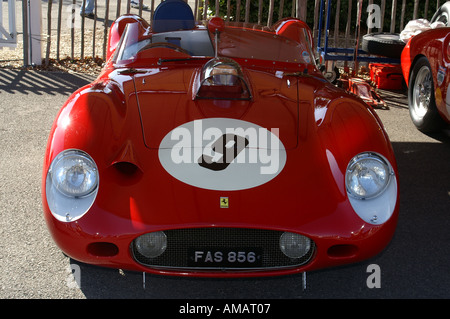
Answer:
[133,65,301,151]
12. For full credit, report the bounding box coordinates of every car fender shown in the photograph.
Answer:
[42,73,145,203]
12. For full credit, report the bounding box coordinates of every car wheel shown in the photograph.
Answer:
[431,1,450,26]
[408,57,445,132]
[362,33,406,58]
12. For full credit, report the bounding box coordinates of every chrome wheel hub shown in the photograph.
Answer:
[412,66,432,119]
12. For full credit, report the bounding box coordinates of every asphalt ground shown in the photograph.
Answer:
[0,69,449,301]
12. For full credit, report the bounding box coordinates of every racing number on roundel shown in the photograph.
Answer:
[198,134,249,171]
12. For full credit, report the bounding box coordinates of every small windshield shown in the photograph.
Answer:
[217,25,313,64]
[114,20,314,66]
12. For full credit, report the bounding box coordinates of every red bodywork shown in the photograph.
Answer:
[42,15,399,277]
[401,27,450,124]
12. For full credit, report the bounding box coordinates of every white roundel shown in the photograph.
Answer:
[158,118,287,191]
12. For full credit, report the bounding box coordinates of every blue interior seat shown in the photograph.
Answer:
[152,0,195,33]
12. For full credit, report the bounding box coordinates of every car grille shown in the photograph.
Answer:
[131,228,315,270]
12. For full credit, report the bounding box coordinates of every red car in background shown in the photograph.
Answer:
[401,27,450,132]
[42,0,399,278]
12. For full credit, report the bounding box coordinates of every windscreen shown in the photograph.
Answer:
[217,26,314,65]
[114,21,314,66]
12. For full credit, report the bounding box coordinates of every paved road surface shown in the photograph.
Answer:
[0,69,449,300]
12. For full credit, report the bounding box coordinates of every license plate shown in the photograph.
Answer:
[188,248,263,268]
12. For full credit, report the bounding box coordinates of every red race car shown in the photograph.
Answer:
[42,1,398,278]
[401,26,450,132]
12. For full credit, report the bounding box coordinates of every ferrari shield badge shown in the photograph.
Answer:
[220,197,229,208]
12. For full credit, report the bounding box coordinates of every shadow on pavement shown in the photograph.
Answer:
[0,68,94,95]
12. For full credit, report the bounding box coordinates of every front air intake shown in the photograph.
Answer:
[131,228,314,271]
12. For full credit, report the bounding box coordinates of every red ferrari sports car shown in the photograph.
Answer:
[401,26,450,132]
[42,1,398,278]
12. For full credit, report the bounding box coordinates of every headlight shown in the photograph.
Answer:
[46,149,99,222]
[51,150,98,197]
[345,152,397,225]
[346,153,390,199]
[279,232,312,259]
[134,232,167,258]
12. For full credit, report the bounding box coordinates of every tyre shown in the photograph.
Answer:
[408,57,446,132]
[362,33,406,58]
[431,1,450,26]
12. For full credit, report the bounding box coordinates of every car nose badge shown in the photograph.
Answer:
[220,197,229,208]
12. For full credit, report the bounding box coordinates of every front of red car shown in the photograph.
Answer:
[42,15,399,277]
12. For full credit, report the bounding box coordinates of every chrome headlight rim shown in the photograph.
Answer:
[345,152,394,200]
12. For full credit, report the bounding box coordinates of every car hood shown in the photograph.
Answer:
[86,65,393,232]
[133,66,300,150]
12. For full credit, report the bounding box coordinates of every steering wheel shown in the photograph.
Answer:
[138,42,191,55]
